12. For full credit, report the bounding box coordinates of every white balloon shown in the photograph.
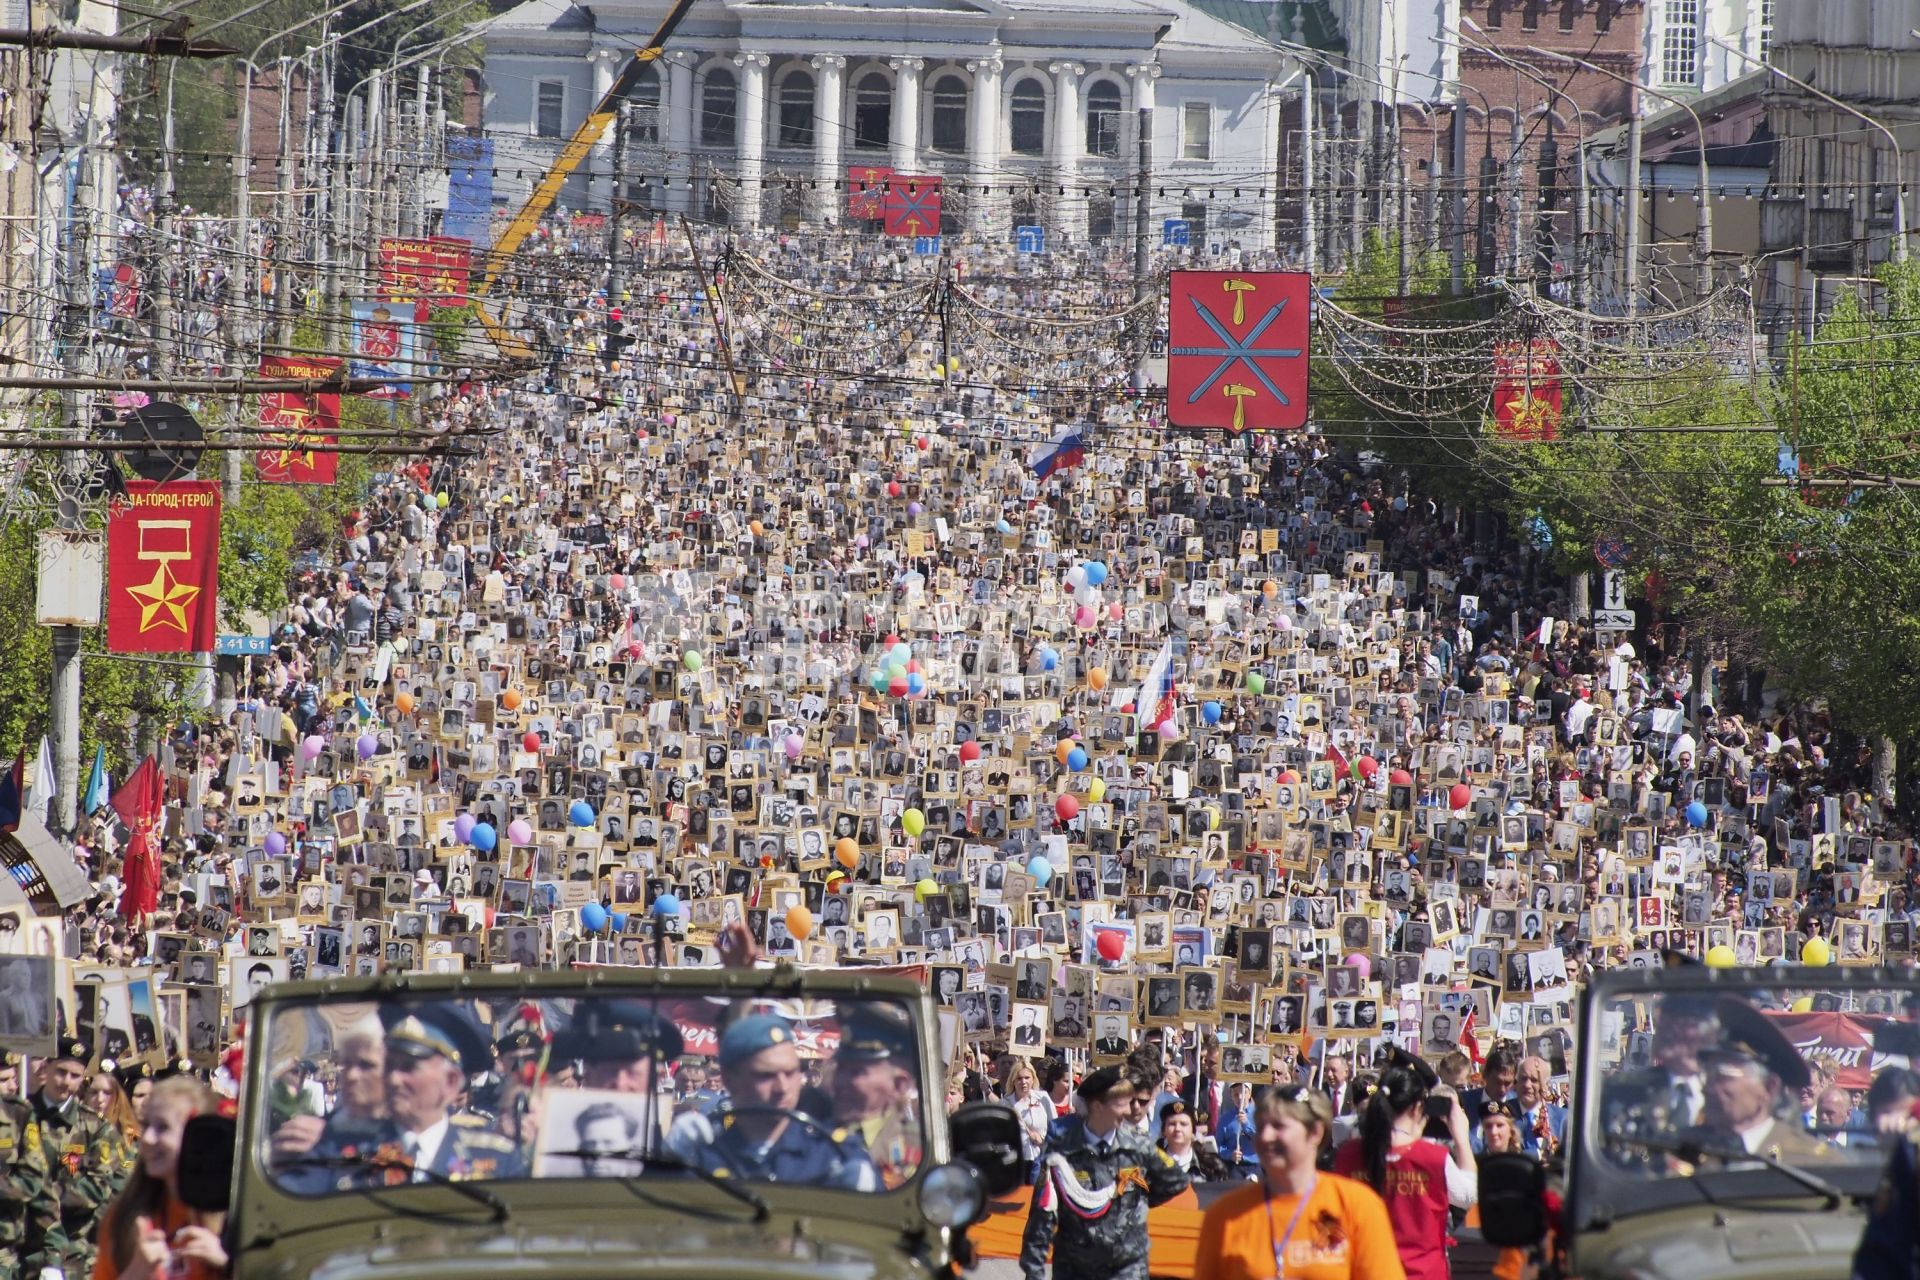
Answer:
[1065,565,1089,590]
[1074,584,1101,608]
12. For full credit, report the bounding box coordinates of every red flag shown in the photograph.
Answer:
[1459,1006,1483,1066]
[1491,338,1562,441]
[882,176,942,237]
[1324,743,1350,782]
[255,354,341,485]
[110,755,164,922]
[847,164,893,219]
[1166,271,1311,431]
[107,481,221,654]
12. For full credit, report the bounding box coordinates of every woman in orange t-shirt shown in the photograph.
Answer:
[92,1078,227,1280]
[1195,1083,1407,1280]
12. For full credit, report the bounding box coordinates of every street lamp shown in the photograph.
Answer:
[1709,33,1907,264]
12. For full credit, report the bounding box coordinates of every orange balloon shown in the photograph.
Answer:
[1088,667,1108,691]
[835,837,860,869]
[786,904,814,941]
[395,691,415,714]
[1262,580,1279,600]
[750,519,765,537]
[1054,739,1074,766]
[500,688,522,711]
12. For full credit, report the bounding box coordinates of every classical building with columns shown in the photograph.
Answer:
[484,0,1297,246]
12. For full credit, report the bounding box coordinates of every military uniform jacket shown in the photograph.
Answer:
[0,1097,49,1277]
[1020,1116,1189,1280]
[853,1104,921,1191]
[24,1093,129,1275]
[297,1113,526,1191]
[695,1111,880,1192]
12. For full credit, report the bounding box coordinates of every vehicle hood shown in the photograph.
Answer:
[244,1215,940,1280]
[1574,1203,1869,1280]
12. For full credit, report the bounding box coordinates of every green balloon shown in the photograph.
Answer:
[682,649,703,672]
[1245,671,1266,695]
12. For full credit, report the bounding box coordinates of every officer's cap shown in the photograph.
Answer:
[53,1037,91,1066]
[382,1002,491,1075]
[556,999,684,1065]
[1077,1065,1129,1103]
[1701,998,1810,1092]
[718,1013,796,1072]
[836,1004,913,1065]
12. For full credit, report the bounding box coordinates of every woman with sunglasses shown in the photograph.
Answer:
[1331,1054,1477,1280]
[1194,1083,1406,1279]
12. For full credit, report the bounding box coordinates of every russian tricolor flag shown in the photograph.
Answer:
[1028,427,1086,480]
[1124,639,1178,732]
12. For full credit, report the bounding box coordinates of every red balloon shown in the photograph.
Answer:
[1055,794,1080,822]
[1449,783,1472,811]
[1095,931,1126,962]
[888,676,909,697]
[1356,756,1380,780]
[887,481,903,498]
[522,731,542,753]
[959,740,982,762]
[1388,768,1413,786]
[1278,769,1300,785]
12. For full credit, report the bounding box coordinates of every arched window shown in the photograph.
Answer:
[700,68,737,147]
[1010,79,1046,155]
[778,71,815,148]
[930,74,967,152]
[1085,80,1122,157]
[853,71,891,150]
[629,64,660,144]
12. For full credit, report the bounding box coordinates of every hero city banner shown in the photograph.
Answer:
[255,354,342,485]
[108,480,221,654]
[1166,271,1311,431]
[377,235,474,316]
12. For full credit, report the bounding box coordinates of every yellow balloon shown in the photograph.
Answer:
[1790,996,1814,1013]
[1801,936,1832,967]
[1704,945,1737,969]
[1207,807,1221,831]
[915,877,938,903]
[1088,777,1106,804]
[902,807,926,837]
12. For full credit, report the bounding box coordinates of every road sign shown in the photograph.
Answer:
[1166,271,1311,431]
[1593,536,1630,568]
[216,634,272,656]
[1601,571,1627,612]
[1592,609,1635,632]
[912,236,942,257]
[1015,225,1045,254]
[1162,219,1190,247]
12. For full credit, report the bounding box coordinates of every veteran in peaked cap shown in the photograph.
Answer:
[381,1001,493,1075]
[558,998,685,1095]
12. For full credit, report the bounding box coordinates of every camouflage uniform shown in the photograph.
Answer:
[0,1091,50,1280]
[1019,1115,1189,1280]
[23,1092,129,1276]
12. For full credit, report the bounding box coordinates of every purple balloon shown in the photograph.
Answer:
[454,814,477,842]
[264,832,286,857]
[300,735,326,760]
[908,502,924,516]
[784,733,804,760]
[356,732,378,760]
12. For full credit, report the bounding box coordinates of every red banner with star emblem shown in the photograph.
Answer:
[1166,270,1311,431]
[847,164,893,220]
[108,480,221,654]
[882,175,942,237]
[255,354,341,485]
[1491,337,1563,441]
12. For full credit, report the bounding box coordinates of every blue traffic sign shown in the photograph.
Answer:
[1015,225,1045,254]
[216,635,272,657]
[1162,219,1190,247]
[912,235,942,257]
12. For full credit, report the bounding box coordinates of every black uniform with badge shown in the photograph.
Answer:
[1020,1066,1189,1280]
[24,1039,131,1277]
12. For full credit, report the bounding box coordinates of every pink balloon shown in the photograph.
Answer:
[610,573,626,591]
[507,819,533,845]
[1156,718,1181,742]
[1074,605,1095,628]
[1344,953,1372,980]
[784,733,805,760]
[1107,602,1124,620]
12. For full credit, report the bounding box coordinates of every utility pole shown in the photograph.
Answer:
[275,55,296,349]
[1624,110,1642,319]
[1449,107,1466,294]
[604,103,630,370]
[1300,74,1316,274]
[154,64,179,378]
[1506,111,1524,278]
[49,145,89,837]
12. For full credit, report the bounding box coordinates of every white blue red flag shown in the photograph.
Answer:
[1028,427,1086,480]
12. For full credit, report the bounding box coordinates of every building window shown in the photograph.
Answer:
[1661,0,1701,87]
[1557,0,1576,31]
[1010,79,1047,155]
[1181,200,1208,244]
[1181,101,1211,160]
[1485,0,1504,29]
[536,81,565,139]
[629,66,660,144]
[778,71,815,148]
[931,74,967,153]
[853,71,891,150]
[701,68,737,146]
[1086,80,1122,157]
[1758,0,1773,59]
[1521,1,1539,30]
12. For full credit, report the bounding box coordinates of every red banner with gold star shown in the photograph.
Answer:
[1491,338,1563,441]
[256,354,341,485]
[108,480,221,654]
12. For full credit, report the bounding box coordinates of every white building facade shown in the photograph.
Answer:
[1639,0,1772,97]
[486,0,1301,246]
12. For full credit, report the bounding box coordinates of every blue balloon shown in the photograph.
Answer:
[1685,801,1709,828]
[1085,561,1108,586]
[995,519,1012,535]
[1066,747,1088,772]
[470,822,497,851]
[609,911,629,932]
[1202,700,1222,725]
[890,642,913,666]
[1040,646,1058,672]
[1027,856,1054,887]
[869,669,888,692]
[652,892,682,918]
[907,672,926,696]
[580,902,609,933]
[569,800,595,827]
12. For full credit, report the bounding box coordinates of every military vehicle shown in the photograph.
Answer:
[1479,964,1911,1280]
[188,967,1022,1280]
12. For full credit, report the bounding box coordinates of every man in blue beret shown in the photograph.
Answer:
[668,1013,878,1190]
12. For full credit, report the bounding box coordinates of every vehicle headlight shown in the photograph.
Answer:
[918,1162,985,1230]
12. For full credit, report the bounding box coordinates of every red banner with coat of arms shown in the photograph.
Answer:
[847,164,893,220]
[1491,337,1563,441]
[883,176,942,237]
[107,481,221,654]
[1166,271,1311,431]
[256,354,341,485]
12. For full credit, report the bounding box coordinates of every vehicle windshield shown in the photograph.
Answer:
[258,988,927,1196]
[1592,980,1918,1180]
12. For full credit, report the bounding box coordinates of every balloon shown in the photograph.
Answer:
[1704,945,1737,968]
[1074,605,1096,629]
[609,912,628,931]
[1074,583,1100,608]
[1245,672,1266,695]
[500,689,522,711]
[1448,783,1473,811]
[1055,740,1075,766]
[264,832,286,857]
[1685,801,1709,828]
[1207,807,1221,831]
[784,733,805,760]
[890,642,913,666]
[995,518,1012,535]
[356,733,378,760]
[609,573,626,591]
[902,808,926,837]
[454,814,476,842]
[1108,602,1124,621]
[959,740,982,763]
[522,730,542,753]
[786,905,814,940]
[907,672,926,697]
[869,669,888,692]
[887,480,903,498]
[435,491,448,508]
[1065,565,1089,591]
[1156,719,1181,741]
[750,519,765,537]
[1088,777,1106,803]
[1802,936,1832,967]
[1027,856,1054,887]
[1088,667,1109,691]
[580,902,609,933]
[1067,747,1088,772]
[569,800,595,827]
[1388,768,1413,786]
[300,735,326,760]
[888,676,909,698]
[1344,954,1372,980]
[1790,995,1814,1013]
[1095,931,1126,962]
[908,502,924,516]
[1356,756,1380,781]
[507,819,533,845]
[836,837,860,869]
[470,822,497,852]
[914,877,939,904]
[1202,701,1222,725]
[1055,794,1080,822]
[1262,580,1278,599]
[1039,646,1059,672]
[395,691,415,714]
[1085,561,1108,586]
[652,892,681,918]
[682,649,703,672]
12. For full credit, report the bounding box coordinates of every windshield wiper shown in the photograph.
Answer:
[1609,1132,1845,1210]
[542,1148,771,1223]
[275,1152,510,1223]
